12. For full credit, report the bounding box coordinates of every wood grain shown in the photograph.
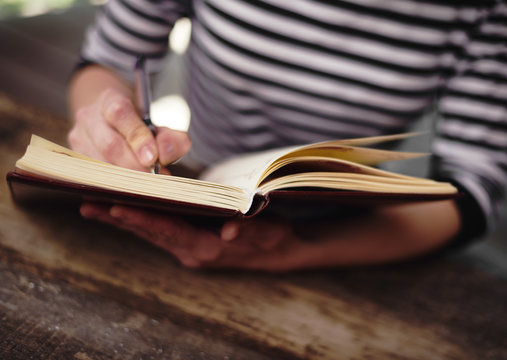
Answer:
[1,94,506,359]
[0,263,271,360]
[0,204,468,360]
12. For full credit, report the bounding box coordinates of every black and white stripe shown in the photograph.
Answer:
[79,0,507,239]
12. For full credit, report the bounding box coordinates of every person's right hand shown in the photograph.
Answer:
[68,86,190,172]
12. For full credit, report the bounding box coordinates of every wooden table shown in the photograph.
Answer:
[1,94,506,360]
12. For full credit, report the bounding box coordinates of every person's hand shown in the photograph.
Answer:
[68,65,190,172]
[68,88,190,172]
[80,203,307,271]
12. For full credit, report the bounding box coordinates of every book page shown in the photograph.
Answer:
[325,132,423,147]
[276,145,425,167]
[29,135,105,163]
[201,139,425,192]
[18,135,251,213]
[199,146,299,193]
[257,172,457,195]
[260,156,431,184]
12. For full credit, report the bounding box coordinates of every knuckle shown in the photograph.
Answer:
[67,128,80,149]
[74,107,91,124]
[104,97,134,127]
[161,228,176,242]
[100,88,116,100]
[99,136,123,159]
[126,125,151,147]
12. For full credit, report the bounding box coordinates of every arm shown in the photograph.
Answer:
[80,199,461,271]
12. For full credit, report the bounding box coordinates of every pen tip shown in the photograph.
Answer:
[150,163,161,174]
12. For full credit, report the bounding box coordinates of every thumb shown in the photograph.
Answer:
[221,221,241,242]
[156,127,192,165]
[101,89,158,168]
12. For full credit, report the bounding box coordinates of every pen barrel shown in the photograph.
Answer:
[135,56,152,121]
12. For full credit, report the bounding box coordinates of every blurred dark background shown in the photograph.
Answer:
[0,2,505,276]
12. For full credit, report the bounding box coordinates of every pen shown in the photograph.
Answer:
[135,55,161,174]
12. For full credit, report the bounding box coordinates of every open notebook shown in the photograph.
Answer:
[7,133,458,218]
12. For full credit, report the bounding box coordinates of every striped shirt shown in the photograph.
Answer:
[79,0,507,243]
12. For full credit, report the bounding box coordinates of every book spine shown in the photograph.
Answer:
[243,193,270,218]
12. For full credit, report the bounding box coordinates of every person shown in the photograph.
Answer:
[68,0,506,271]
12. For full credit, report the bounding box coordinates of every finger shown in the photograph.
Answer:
[221,221,240,241]
[222,219,288,251]
[109,205,197,248]
[68,122,107,162]
[174,250,202,268]
[109,205,156,230]
[190,229,222,262]
[197,233,266,268]
[83,204,189,254]
[81,203,203,268]
[80,203,140,232]
[80,202,112,219]
[221,239,259,258]
[253,219,290,251]
[156,127,191,166]
[109,206,222,266]
[88,119,146,171]
[101,90,158,167]
[73,102,144,170]
[109,207,205,268]
[70,101,144,170]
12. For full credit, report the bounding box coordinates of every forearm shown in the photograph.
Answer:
[294,200,462,267]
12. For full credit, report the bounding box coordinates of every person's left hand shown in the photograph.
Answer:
[80,203,306,271]
[80,199,461,271]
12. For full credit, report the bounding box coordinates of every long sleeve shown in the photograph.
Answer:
[79,0,192,80]
[431,1,507,244]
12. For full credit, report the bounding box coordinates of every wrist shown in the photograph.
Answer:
[68,64,134,117]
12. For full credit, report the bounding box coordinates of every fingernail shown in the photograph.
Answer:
[110,207,123,218]
[140,145,155,165]
[221,223,239,241]
[80,204,93,218]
